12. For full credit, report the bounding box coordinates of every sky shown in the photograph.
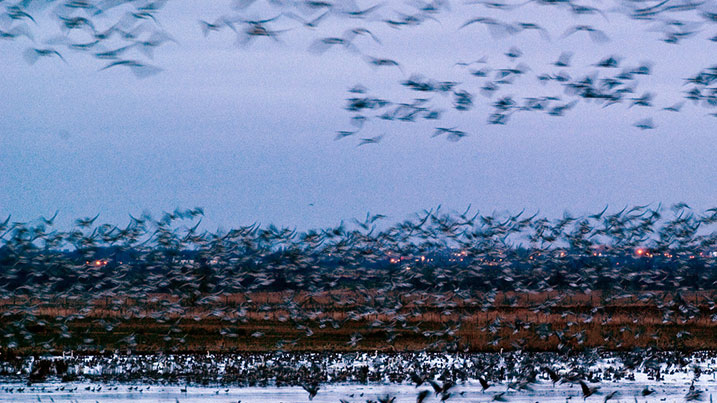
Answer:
[0,0,715,231]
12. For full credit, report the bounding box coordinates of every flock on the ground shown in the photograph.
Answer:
[1,350,716,401]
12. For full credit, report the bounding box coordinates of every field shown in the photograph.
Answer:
[2,289,715,354]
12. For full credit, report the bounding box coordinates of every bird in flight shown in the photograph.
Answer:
[357,134,384,146]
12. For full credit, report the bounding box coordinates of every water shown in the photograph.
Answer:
[1,379,715,403]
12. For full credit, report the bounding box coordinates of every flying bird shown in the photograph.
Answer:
[562,25,610,43]
[634,117,655,130]
[357,134,384,146]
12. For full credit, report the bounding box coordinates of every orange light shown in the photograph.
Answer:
[636,248,644,256]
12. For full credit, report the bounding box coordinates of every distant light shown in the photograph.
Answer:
[636,248,644,256]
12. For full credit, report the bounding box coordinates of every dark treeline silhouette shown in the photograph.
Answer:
[1,204,716,296]
[1,236,716,295]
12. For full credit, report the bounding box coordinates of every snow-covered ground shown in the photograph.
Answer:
[2,351,717,402]
[0,379,716,403]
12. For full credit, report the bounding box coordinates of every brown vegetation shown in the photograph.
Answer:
[2,290,715,354]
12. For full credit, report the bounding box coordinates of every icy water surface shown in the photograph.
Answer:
[1,380,716,403]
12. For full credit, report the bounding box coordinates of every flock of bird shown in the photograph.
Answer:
[1,0,174,77]
[1,350,716,401]
[2,1,716,399]
[2,0,717,141]
[0,204,715,360]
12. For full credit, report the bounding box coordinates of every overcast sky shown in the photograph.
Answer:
[0,0,715,230]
